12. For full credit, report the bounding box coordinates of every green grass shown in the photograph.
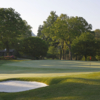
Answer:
[0,60,100,100]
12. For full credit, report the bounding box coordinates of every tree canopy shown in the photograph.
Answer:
[37,11,92,60]
[71,32,96,61]
[0,8,32,55]
[21,37,48,59]
[95,29,100,40]
[52,14,92,59]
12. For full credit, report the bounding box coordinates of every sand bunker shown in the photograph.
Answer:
[0,80,48,92]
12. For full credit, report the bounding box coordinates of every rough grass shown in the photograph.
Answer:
[0,60,100,100]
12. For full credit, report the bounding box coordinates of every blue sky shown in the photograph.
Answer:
[0,0,100,35]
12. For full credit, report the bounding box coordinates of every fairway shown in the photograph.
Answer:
[0,60,100,100]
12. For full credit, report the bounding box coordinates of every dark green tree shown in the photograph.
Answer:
[21,37,48,59]
[94,29,100,60]
[37,11,60,59]
[37,25,43,38]
[71,32,96,61]
[41,11,58,36]
[0,8,32,56]
[52,14,92,60]
[95,29,100,40]
[95,40,100,60]
[38,11,58,42]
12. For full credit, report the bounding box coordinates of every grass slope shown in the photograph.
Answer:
[0,60,100,100]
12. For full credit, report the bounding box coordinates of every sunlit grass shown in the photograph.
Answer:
[0,60,100,100]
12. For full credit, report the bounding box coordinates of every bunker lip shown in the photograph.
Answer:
[0,80,48,93]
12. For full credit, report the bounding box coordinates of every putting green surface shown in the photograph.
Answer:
[0,60,100,100]
[0,60,100,79]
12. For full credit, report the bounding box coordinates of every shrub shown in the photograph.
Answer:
[0,55,16,60]
[82,56,98,61]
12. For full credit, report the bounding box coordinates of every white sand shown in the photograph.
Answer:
[0,80,48,92]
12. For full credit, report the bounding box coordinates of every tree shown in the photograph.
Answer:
[94,29,100,60]
[52,14,92,60]
[21,37,48,59]
[47,46,59,59]
[71,32,96,61]
[0,41,4,50]
[41,12,69,60]
[38,11,58,42]
[37,11,60,59]
[41,11,58,36]
[37,25,43,38]
[95,29,100,40]
[41,11,58,46]
[0,8,32,56]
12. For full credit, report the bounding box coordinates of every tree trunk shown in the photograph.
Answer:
[69,49,72,60]
[60,48,62,60]
[63,49,64,60]
[60,41,65,60]
[65,42,72,60]
[68,45,72,60]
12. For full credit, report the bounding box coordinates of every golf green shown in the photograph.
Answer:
[0,60,100,100]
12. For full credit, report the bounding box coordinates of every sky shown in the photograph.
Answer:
[0,0,100,35]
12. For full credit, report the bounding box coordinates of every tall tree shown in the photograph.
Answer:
[38,11,58,41]
[0,8,32,55]
[37,25,43,38]
[42,11,58,36]
[37,11,60,59]
[41,11,58,46]
[71,32,96,61]
[52,14,92,60]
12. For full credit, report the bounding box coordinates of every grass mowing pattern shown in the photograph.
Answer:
[0,60,100,74]
[0,60,100,100]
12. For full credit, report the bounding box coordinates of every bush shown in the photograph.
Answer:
[47,53,57,59]
[21,37,48,59]
[82,56,98,61]
[95,55,100,61]
[0,55,16,60]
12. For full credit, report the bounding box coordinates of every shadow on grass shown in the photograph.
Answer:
[0,67,100,74]
[0,60,100,74]
[0,77,100,100]
[0,60,16,66]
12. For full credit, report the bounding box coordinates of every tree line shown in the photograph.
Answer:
[37,11,100,61]
[0,8,100,60]
[0,8,48,59]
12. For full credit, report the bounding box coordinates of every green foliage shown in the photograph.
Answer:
[38,12,92,60]
[52,15,92,60]
[37,25,43,38]
[42,11,58,36]
[21,37,48,59]
[52,15,92,42]
[96,55,100,61]
[0,41,4,50]
[47,46,59,59]
[38,11,58,43]
[37,11,60,59]
[0,8,32,55]
[95,29,100,40]
[96,40,100,56]
[82,56,97,61]
[72,32,97,60]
